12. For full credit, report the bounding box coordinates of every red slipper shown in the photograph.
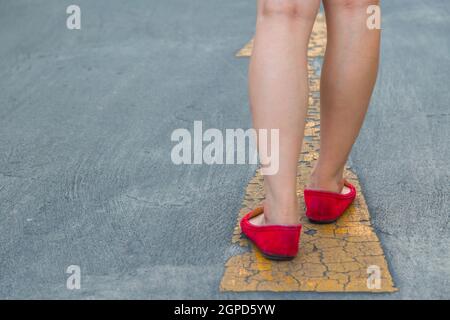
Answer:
[240,207,302,261]
[304,180,356,224]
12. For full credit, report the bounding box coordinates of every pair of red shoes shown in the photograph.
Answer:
[240,180,356,260]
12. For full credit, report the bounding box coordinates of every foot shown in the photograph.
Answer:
[240,207,302,260]
[249,200,300,227]
[306,176,351,195]
[304,180,357,223]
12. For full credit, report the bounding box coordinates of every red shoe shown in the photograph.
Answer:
[240,207,302,261]
[304,180,356,224]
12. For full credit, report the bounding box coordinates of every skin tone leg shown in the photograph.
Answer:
[249,0,321,226]
[308,0,381,194]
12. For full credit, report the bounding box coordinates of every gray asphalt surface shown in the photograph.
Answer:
[0,0,448,299]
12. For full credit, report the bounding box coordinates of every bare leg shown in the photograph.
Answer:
[308,0,381,193]
[249,0,320,226]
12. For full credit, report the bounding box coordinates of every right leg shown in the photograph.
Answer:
[249,0,320,226]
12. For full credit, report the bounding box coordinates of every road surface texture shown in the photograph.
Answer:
[0,0,448,299]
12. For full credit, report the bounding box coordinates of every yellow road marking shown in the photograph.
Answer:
[236,39,254,58]
[220,14,397,293]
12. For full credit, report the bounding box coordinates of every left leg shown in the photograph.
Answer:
[249,0,321,226]
[308,0,381,193]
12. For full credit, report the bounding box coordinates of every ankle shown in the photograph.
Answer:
[308,170,344,194]
[263,195,299,225]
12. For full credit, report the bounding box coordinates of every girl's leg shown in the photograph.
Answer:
[249,0,320,226]
[309,0,381,193]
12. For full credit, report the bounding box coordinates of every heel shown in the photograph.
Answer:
[240,208,302,260]
[304,181,356,223]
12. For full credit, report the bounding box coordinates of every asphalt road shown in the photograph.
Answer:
[0,0,448,299]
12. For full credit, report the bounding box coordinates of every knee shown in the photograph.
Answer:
[260,0,320,21]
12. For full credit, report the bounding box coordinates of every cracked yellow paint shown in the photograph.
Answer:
[236,39,254,57]
[221,14,397,293]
